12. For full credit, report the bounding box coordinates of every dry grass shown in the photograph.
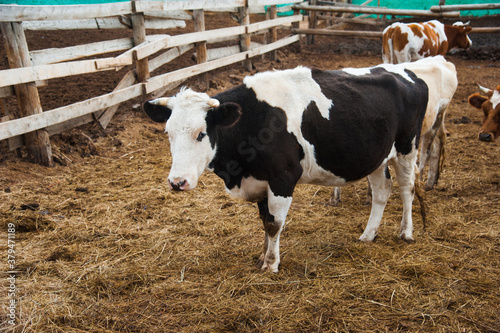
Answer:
[1,30,500,333]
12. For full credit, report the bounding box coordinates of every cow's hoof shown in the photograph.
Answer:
[424,183,435,191]
[259,262,279,273]
[257,255,279,273]
[325,199,340,207]
[399,233,415,243]
[359,233,377,242]
[261,265,279,273]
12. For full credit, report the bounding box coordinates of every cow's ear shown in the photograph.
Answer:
[468,93,488,109]
[207,102,242,128]
[143,98,172,123]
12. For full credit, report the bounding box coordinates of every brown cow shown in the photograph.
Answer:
[382,20,472,64]
[468,85,500,142]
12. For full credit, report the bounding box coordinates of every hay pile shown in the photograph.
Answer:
[1,20,499,332]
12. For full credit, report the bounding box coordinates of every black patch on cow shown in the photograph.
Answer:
[206,85,304,198]
[143,101,172,123]
[300,67,428,182]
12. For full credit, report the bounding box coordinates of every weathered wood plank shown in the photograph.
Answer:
[471,27,500,34]
[149,44,194,73]
[30,35,167,66]
[249,0,302,5]
[135,0,245,12]
[431,3,500,12]
[292,4,461,18]
[23,18,186,31]
[247,34,300,58]
[0,58,125,88]
[0,84,143,141]
[145,35,299,94]
[0,3,133,22]
[135,25,246,60]
[144,10,193,20]
[30,38,134,66]
[247,14,302,33]
[194,43,262,62]
[293,28,382,38]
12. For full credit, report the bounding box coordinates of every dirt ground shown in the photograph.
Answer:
[1,13,499,332]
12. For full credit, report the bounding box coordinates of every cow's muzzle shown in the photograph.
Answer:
[479,132,494,142]
[168,179,188,191]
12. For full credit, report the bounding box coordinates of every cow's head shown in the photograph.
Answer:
[446,22,472,51]
[468,85,500,142]
[143,88,242,190]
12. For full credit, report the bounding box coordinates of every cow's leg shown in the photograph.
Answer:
[421,105,448,190]
[425,125,446,190]
[327,187,341,206]
[393,149,419,242]
[360,165,392,241]
[365,178,373,205]
[257,189,292,273]
[257,199,271,268]
[418,131,433,181]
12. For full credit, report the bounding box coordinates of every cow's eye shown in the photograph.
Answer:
[196,132,207,142]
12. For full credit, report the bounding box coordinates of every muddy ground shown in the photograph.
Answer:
[0,13,499,332]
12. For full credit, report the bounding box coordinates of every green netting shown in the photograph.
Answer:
[351,0,500,17]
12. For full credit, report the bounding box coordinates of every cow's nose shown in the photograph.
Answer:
[168,179,187,191]
[479,132,493,142]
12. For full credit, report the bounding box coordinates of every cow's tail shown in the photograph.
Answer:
[438,125,447,176]
[414,167,428,231]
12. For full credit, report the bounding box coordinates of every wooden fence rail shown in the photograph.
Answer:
[293,2,500,43]
[0,0,303,166]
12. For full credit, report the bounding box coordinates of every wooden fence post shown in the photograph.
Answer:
[131,12,150,83]
[307,0,317,44]
[194,9,208,90]
[97,11,150,128]
[1,22,53,166]
[239,3,252,71]
[292,7,302,52]
[269,5,278,61]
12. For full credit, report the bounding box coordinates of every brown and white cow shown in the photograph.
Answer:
[382,20,472,64]
[468,85,500,142]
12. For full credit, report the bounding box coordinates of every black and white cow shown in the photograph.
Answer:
[143,57,453,272]
[328,55,458,205]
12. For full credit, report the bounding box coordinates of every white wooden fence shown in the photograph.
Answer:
[0,0,303,166]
